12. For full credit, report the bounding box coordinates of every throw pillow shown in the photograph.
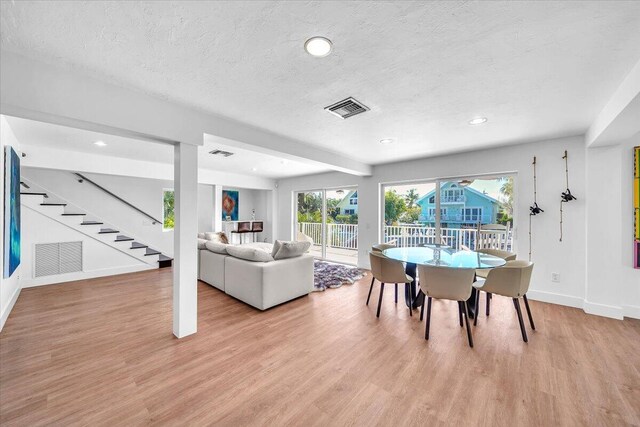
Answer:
[272,240,311,260]
[198,232,205,239]
[204,232,230,244]
[205,241,229,254]
[271,240,283,258]
[226,245,274,262]
[197,238,208,249]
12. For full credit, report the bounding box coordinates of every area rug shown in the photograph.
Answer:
[313,260,365,292]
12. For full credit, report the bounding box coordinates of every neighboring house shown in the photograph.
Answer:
[336,190,358,215]
[416,182,500,226]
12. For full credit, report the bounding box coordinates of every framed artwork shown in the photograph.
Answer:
[634,146,639,269]
[222,190,239,221]
[3,146,21,278]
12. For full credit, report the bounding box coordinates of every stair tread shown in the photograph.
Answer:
[99,228,119,234]
[158,255,173,261]
[145,248,161,256]
[81,221,104,225]
[21,192,47,196]
[130,242,148,249]
[41,203,67,206]
[114,235,134,242]
[61,213,87,216]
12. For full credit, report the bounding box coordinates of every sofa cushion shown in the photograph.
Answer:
[205,241,230,254]
[204,232,229,244]
[198,238,208,249]
[226,245,274,262]
[272,240,311,260]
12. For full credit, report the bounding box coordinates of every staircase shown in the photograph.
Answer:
[20,179,173,269]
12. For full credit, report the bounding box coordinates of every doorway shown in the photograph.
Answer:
[295,187,358,265]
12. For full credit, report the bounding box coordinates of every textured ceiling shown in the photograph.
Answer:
[2,1,640,165]
[4,116,327,179]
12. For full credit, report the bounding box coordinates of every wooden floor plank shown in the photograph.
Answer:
[1,268,638,426]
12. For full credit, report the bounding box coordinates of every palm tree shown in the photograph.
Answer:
[499,177,514,216]
[405,188,420,209]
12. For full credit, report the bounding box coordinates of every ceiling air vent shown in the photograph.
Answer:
[324,97,369,119]
[209,149,234,157]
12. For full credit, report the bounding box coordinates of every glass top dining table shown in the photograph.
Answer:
[382,246,506,310]
[382,246,507,269]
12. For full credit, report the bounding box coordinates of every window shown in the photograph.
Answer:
[344,208,355,215]
[163,189,174,231]
[441,188,464,203]
[463,207,482,222]
[349,191,358,205]
[382,175,515,250]
[427,208,447,219]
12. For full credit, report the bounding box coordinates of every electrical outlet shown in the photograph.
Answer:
[551,272,560,283]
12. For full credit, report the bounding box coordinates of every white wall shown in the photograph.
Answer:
[221,187,273,243]
[585,133,640,318]
[20,206,151,287]
[277,136,588,309]
[0,116,22,330]
[21,168,220,256]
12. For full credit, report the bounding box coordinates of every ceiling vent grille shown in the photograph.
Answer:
[325,97,369,119]
[209,149,234,157]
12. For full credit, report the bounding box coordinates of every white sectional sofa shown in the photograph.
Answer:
[198,240,314,310]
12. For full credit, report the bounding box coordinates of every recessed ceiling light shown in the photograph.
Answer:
[468,117,488,125]
[304,36,332,57]
[94,141,107,147]
[380,138,394,145]
[251,167,258,172]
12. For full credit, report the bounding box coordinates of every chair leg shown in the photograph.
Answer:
[464,301,474,348]
[474,289,480,326]
[420,295,425,321]
[513,298,528,343]
[395,283,398,304]
[425,297,432,340]
[366,277,375,306]
[523,294,536,330]
[376,283,385,318]
[458,301,463,327]
[486,292,492,316]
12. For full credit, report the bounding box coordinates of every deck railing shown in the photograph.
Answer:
[298,222,513,251]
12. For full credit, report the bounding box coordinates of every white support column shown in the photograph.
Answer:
[173,143,198,338]
[213,184,223,232]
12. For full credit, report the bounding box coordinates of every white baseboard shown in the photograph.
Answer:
[526,290,584,309]
[0,286,21,332]
[21,265,155,288]
[623,305,640,320]
[583,300,624,320]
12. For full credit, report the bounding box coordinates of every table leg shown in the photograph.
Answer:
[403,262,424,310]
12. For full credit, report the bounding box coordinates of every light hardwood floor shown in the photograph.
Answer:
[1,268,639,426]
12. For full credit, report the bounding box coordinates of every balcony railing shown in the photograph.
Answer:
[425,214,493,223]
[298,223,513,251]
[298,222,358,250]
[440,195,466,203]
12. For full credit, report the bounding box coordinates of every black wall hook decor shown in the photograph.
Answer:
[529,156,543,260]
[560,150,576,242]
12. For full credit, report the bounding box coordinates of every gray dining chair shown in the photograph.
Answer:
[472,260,534,342]
[417,264,476,347]
[475,248,517,316]
[368,251,413,318]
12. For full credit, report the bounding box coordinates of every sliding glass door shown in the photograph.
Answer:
[382,175,514,251]
[296,187,358,265]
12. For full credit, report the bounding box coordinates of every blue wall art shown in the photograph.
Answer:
[3,146,21,278]
[222,190,239,221]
